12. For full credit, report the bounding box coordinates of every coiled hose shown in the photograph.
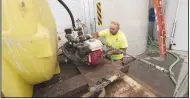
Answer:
[150,43,179,85]
[168,51,179,85]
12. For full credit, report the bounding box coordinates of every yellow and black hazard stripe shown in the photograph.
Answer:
[96,2,102,26]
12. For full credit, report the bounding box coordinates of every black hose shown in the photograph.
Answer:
[57,0,76,29]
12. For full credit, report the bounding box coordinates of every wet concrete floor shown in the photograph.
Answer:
[126,46,184,97]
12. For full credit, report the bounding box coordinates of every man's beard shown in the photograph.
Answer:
[110,30,118,35]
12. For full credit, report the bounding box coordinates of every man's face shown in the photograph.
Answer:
[109,24,119,35]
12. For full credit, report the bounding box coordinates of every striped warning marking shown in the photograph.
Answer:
[96,2,102,26]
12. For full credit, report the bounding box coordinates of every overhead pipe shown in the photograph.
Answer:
[169,0,181,50]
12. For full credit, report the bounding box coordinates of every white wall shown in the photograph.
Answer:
[150,0,188,51]
[164,0,188,51]
[47,0,96,55]
[47,0,85,33]
[47,0,96,34]
[48,0,149,56]
[82,0,97,34]
[95,0,149,56]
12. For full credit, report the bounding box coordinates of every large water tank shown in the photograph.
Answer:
[95,0,149,56]
[2,0,59,97]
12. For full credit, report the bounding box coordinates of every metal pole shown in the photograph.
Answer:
[169,0,181,50]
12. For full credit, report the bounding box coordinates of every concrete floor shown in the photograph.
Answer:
[33,46,188,97]
[33,56,82,97]
[104,76,157,97]
[33,54,156,97]
[127,46,187,97]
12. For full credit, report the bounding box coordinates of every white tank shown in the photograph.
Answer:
[95,0,149,56]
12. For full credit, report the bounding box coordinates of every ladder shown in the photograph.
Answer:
[152,0,167,59]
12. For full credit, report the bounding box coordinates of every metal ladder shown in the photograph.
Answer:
[152,0,167,59]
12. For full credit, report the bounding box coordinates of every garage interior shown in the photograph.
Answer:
[2,0,188,98]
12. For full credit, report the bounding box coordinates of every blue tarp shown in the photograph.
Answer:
[149,8,155,22]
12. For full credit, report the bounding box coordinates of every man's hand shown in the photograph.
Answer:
[107,50,114,56]
[107,50,121,55]
[107,48,127,55]
[91,32,99,38]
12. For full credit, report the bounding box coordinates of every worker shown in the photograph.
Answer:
[92,21,128,61]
